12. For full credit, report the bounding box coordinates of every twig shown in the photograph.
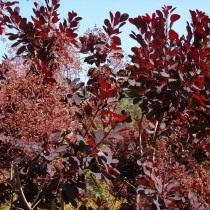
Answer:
[10,162,15,209]
[153,120,159,142]
[136,194,140,210]
[152,113,164,144]
[31,181,46,209]
[84,106,100,137]
[124,179,137,190]
[138,114,144,156]
[14,165,31,210]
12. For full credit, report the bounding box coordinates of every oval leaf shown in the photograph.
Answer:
[170,14,180,23]
[168,29,179,40]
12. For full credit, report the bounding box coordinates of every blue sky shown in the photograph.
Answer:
[0,0,210,57]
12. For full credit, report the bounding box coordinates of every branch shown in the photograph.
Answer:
[153,120,159,142]
[152,113,164,143]
[84,105,101,137]
[138,114,144,156]
[14,165,32,210]
[136,194,140,210]
[31,181,46,209]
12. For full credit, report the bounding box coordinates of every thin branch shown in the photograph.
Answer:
[138,114,144,156]
[31,199,41,210]
[84,106,101,137]
[153,120,159,142]
[31,180,46,209]
[124,179,137,190]
[152,113,164,143]
[136,194,140,210]
[14,165,31,210]
[96,125,114,147]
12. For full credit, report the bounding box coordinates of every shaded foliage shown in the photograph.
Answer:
[0,1,209,209]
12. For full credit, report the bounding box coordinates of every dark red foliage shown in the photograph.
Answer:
[123,5,210,209]
[168,29,179,40]
[80,11,128,66]
[170,13,180,23]
[0,1,209,209]
[3,0,82,82]
[0,1,18,34]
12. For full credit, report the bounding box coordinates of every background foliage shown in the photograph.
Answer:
[0,0,209,209]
